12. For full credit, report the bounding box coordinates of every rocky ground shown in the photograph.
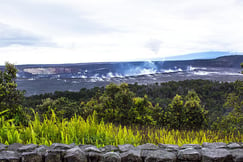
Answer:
[0,142,243,162]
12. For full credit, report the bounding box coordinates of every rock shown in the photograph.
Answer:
[17,144,38,152]
[69,143,77,148]
[87,152,104,162]
[103,152,121,162]
[141,150,156,159]
[34,145,49,156]
[100,145,119,153]
[0,151,20,162]
[202,142,227,149]
[50,143,71,150]
[120,149,142,162]
[8,143,24,151]
[136,143,159,150]
[21,152,42,162]
[79,144,96,151]
[177,148,201,161]
[84,146,102,153]
[180,144,202,149]
[227,143,242,149]
[202,148,233,162]
[235,156,243,162]
[45,150,64,162]
[0,144,7,151]
[144,150,176,162]
[118,144,135,152]
[229,149,243,161]
[64,146,87,162]
[158,144,179,152]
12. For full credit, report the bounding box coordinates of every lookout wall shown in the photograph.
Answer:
[0,142,243,162]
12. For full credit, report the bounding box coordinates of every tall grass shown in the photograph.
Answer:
[0,111,242,147]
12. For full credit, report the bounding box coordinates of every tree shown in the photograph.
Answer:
[84,83,157,125]
[96,83,135,124]
[213,84,243,133]
[36,97,81,119]
[166,90,207,130]
[0,62,24,123]
[166,94,184,129]
[129,95,156,125]
[183,90,207,130]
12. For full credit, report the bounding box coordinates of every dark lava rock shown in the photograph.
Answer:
[87,152,104,162]
[120,149,142,162]
[0,151,20,162]
[64,146,87,162]
[136,143,159,150]
[202,148,233,162]
[158,144,179,152]
[227,143,242,149]
[21,152,42,162]
[8,143,24,151]
[34,145,49,156]
[180,144,202,150]
[144,150,176,162]
[202,142,227,149]
[79,144,96,151]
[0,144,7,151]
[45,150,65,162]
[103,152,121,162]
[177,148,201,161]
[50,143,71,150]
[100,145,119,153]
[84,146,102,153]
[118,144,135,152]
[17,144,38,152]
[229,149,243,161]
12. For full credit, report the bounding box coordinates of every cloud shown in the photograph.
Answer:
[0,23,54,47]
[0,0,243,64]
[145,39,162,54]
[0,0,119,37]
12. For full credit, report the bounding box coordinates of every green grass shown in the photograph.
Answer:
[0,111,242,147]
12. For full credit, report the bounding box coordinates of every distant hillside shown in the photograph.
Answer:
[163,55,243,69]
[164,51,241,61]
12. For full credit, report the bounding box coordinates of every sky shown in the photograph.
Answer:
[0,0,243,65]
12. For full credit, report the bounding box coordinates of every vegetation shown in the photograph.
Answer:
[0,111,242,147]
[0,62,243,146]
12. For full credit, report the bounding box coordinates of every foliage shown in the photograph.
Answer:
[84,83,156,125]
[213,81,243,133]
[0,111,242,147]
[25,79,235,126]
[0,63,25,123]
[166,90,207,130]
[166,94,184,129]
[183,90,207,129]
[36,97,81,119]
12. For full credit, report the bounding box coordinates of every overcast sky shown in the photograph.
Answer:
[0,0,243,65]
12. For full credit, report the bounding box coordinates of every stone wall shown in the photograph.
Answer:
[0,142,243,162]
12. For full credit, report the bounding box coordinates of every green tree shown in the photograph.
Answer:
[183,90,207,130]
[0,63,25,123]
[129,95,156,125]
[84,83,157,125]
[166,90,207,130]
[166,94,184,129]
[36,97,81,119]
[213,85,243,133]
